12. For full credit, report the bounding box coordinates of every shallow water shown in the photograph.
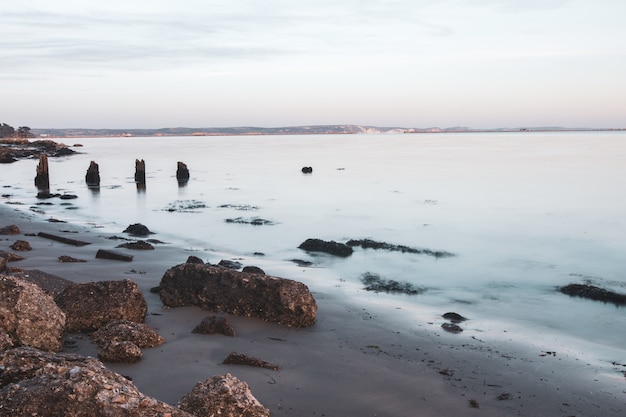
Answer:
[2,131,626,367]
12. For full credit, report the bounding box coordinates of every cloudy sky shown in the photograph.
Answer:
[1,0,625,129]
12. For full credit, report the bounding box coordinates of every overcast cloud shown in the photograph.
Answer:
[1,0,625,128]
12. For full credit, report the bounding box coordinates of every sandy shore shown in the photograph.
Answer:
[1,202,624,416]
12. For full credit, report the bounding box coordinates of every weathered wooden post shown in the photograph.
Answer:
[134,159,146,184]
[85,161,100,187]
[34,154,50,190]
[176,161,190,185]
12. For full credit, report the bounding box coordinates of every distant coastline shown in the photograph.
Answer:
[31,125,626,138]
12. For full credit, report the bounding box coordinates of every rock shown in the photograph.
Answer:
[178,373,270,417]
[58,255,87,263]
[360,272,425,295]
[192,313,236,337]
[0,347,194,416]
[10,240,31,251]
[0,251,25,263]
[95,249,134,262]
[242,266,265,275]
[222,352,281,371]
[218,259,243,270]
[59,194,78,200]
[298,238,353,257]
[91,320,165,348]
[442,312,468,323]
[0,256,5,273]
[123,223,152,237]
[116,240,155,250]
[186,255,205,264]
[441,323,463,333]
[559,283,626,307]
[85,160,101,186]
[176,161,190,183]
[0,224,20,235]
[346,238,455,258]
[0,275,66,351]
[98,340,143,363]
[0,329,13,350]
[11,269,75,297]
[159,263,317,327]
[55,279,148,332]
[301,166,313,173]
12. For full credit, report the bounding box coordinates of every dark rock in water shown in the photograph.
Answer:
[218,259,243,270]
[360,272,425,295]
[91,319,165,348]
[55,279,148,332]
[59,193,78,200]
[158,263,317,327]
[242,265,265,275]
[298,238,353,257]
[98,340,143,363]
[96,249,134,262]
[164,199,207,212]
[222,351,281,371]
[442,312,468,323]
[123,223,152,236]
[36,191,60,199]
[0,224,20,235]
[58,255,87,263]
[301,166,313,173]
[176,161,190,183]
[10,240,31,251]
[116,240,155,250]
[85,160,101,186]
[441,322,463,333]
[0,347,193,416]
[290,258,313,267]
[54,147,76,156]
[10,269,74,297]
[225,217,275,226]
[0,275,66,351]
[192,313,236,337]
[559,283,626,307]
[178,373,270,417]
[186,255,205,264]
[346,238,455,258]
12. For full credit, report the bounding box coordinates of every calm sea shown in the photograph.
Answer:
[2,131,626,368]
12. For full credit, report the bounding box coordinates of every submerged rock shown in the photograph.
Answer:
[298,238,353,257]
[178,373,270,417]
[222,352,281,371]
[346,238,454,258]
[116,240,155,250]
[91,320,165,348]
[559,283,626,307]
[360,272,425,295]
[0,224,20,235]
[10,240,31,251]
[123,223,152,237]
[442,312,468,323]
[159,263,317,327]
[192,313,236,337]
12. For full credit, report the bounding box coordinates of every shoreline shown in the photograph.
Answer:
[1,202,625,416]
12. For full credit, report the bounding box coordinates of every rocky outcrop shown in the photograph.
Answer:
[116,240,155,250]
[0,347,194,417]
[159,263,317,327]
[97,341,143,363]
[123,223,152,237]
[346,238,455,258]
[55,279,148,332]
[91,320,165,348]
[10,240,31,251]
[192,313,236,337]
[0,275,65,351]
[298,238,353,257]
[559,283,626,307]
[0,224,20,235]
[178,373,270,417]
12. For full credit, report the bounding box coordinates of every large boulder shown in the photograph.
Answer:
[55,279,148,332]
[0,347,194,417]
[178,373,270,417]
[0,275,65,352]
[159,263,317,327]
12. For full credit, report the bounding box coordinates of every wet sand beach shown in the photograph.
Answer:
[1,202,624,416]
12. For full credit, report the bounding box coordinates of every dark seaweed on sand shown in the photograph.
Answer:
[360,272,425,295]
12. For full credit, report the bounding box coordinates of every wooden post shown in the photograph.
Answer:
[134,159,146,184]
[34,154,50,190]
[176,161,190,184]
[85,161,100,187]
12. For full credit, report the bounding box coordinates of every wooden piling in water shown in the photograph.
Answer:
[34,154,50,190]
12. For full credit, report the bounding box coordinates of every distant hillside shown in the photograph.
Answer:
[30,125,620,138]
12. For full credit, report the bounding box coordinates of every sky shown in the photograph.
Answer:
[1,0,625,129]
